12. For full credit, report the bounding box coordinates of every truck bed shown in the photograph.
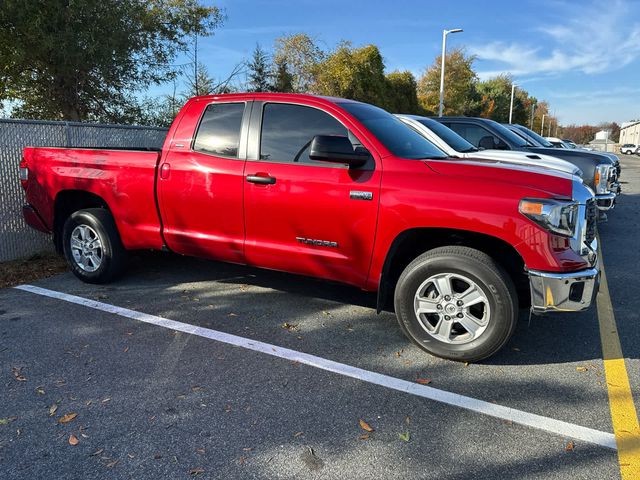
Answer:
[23,147,165,251]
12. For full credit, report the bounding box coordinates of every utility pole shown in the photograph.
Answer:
[438,28,463,117]
[509,83,517,124]
[530,102,536,129]
[541,114,546,135]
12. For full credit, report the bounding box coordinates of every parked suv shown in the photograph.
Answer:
[621,144,638,155]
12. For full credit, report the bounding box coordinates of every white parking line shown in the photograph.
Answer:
[15,283,616,450]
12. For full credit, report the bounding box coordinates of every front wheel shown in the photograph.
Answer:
[62,208,128,284]
[394,246,518,362]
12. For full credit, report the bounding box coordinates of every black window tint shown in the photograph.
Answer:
[448,123,500,149]
[260,103,348,164]
[193,103,245,157]
[341,103,447,159]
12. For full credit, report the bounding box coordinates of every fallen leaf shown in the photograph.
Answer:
[398,431,411,442]
[68,434,79,446]
[153,454,162,459]
[15,375,27,382]
[196,448,205,455]
[101,398,111,404]
[359,434,369,440]
[91,448,104,456]
[48,405,58,417]
[228,313,238,317]
[322,310,331,316]
[243,447,253,452]
[281,322,298,331]
[58,413,78,424]
[0,416,18,425]
[293,431,304,437]
[105,460,118,468]
[576,366,588,372]
[191,386,204,392]
[512,347,521,352]
[123,347,129,353]
[238,456,246,465]
[565,441,575,452]
[128,454,135,459]
[81,433,89,438]
[405,416,411,425]
[36,387,45,395]
[358,419,374,432]
[416,378,432,385]
[464,362,470,367]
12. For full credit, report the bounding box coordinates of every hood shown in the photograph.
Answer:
[461,149,581,176]
[424,158,574,198]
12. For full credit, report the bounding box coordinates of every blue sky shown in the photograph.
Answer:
[162,0,640,125]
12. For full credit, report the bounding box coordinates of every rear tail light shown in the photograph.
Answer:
[19,158,28,187]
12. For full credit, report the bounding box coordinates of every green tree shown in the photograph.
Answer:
[385,71,421,113]
[185,63,217,97]
[247,44,273,92]
[476,75,529,124]
[417,48,479,115]
[313,43,387,106]
[272,59,294,93]
[0,0,223,122]
[273,33,324,93]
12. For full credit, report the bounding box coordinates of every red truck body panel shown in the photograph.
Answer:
[21,93,589,293]
[23,147,164,250]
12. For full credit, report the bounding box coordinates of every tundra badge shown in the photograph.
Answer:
[296,237,338,248]
[350,190,373,201]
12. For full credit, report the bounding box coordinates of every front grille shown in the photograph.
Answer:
[585,199,597,246]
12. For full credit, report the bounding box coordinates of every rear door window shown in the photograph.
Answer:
[447,123,501,149]
[193,103,245,158]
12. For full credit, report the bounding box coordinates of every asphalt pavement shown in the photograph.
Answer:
[2,154,639,479]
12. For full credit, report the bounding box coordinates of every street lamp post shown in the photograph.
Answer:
[541,114,547,135]
[509,83,517,124]
[438,28,463,117]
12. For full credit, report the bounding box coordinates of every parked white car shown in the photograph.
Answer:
[396,115,582,176]
[621,144,638,155]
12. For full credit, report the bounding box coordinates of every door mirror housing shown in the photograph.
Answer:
[309,135,369,168]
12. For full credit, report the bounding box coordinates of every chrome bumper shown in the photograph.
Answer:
[529,267,600,314]
[595,192,616,211]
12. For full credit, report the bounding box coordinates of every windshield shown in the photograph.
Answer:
[513,125,554,147]
[340,103,448,159]
[506,126,538,146]
[415,118,477,153]
[483,119,529,148]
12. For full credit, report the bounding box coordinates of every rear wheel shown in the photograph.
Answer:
[62,208,127,283]
[394,246,518,362]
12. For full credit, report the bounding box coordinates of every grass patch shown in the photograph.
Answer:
[0,253,68,289]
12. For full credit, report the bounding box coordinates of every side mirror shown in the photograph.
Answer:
[309,135,369,168]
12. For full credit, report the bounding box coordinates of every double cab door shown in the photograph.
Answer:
[158,98,381,288]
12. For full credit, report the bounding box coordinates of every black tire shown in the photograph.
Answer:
[62,208,128,284]
[394,246,518,362]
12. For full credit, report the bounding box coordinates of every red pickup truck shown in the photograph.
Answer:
[20,93,599,361]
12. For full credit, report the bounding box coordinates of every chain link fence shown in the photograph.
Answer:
[0,119,168,262]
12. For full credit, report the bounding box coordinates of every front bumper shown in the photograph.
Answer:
[529,266,600,314]
[595,192,616,211]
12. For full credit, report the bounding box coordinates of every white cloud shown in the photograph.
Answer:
[472,0,640,79]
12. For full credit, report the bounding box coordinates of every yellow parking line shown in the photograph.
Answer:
[597,243,640,479]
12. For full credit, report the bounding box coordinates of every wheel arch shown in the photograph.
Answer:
[53,190,112,253]
[377,227,528,313]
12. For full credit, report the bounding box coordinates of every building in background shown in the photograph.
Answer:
[588,129,618,152]
[619,121,640,146]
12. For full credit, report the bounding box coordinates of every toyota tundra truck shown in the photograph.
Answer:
[20,93,600,362]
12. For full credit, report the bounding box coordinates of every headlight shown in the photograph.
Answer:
[519,198,579,237]
[594,164,611,194]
